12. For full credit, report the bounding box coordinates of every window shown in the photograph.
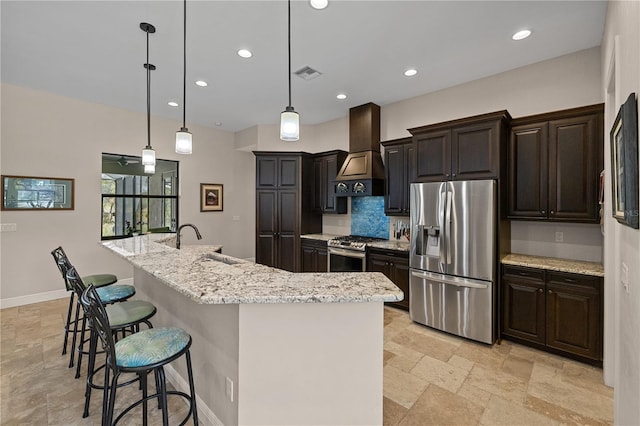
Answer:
[101,153,178,240]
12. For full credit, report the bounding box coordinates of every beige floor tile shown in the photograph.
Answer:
[457,381,492,408]
[508,342,566,369]
[524,394,612,425]
[501,354,534,382]
[528,362,613,423]
[383,396,408,426]
[448,354,475,372]
[465,363,528,404]
[480,395,559,426]
[455,340,510,370]
[384,340,425,372]
[384,349,396,365]
[561,360,614,397]
[399,384,484,426]
[392,328,458,361]
[384,365,428,409]
[410,354,469,394]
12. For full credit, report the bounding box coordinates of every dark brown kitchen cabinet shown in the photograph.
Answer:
[313,150,347,214]
[254,152,321,272]
[300,238,328,272]
[501,265,603,365]
[382,137,414,216]
[367,248,409,310]
[508,104,604,223]
[409,111,510,182]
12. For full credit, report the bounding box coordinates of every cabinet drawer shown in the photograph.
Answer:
[502,265,545,281]
[368,247,409,261]
[546,272,600,289]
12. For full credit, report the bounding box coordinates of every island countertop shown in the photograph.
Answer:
[101,234,403,305]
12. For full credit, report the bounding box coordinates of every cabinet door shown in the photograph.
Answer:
[451,120,500,180]
[313,158,323,213]
[278,157,299,189]
[404,143,415,213]
[546,274,601,360]
[384,146,405,215]
[502,275,546,344]
[508,123,548,219]
[278,190,299,272]
[548,114,601,222]
[390,256,410,310]
[301,243,317,272]
[413,130,451,182]
[323,154,346,213]
[256,157,278,188]
[367,253,391,276]
[316,246,328,272]
[256,190,277,267]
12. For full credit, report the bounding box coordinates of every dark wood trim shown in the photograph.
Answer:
[408,110,511,135]
[510,104,604,126]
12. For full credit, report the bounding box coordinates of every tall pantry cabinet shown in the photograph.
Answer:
[254,152,322,272]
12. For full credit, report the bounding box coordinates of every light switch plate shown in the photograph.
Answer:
[555,231,564,242]
[0,223,17,232]
[621,262,629,294]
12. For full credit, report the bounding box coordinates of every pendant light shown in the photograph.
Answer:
[280,0,299,141]
[175,0,192,154]
[140,22,156,167]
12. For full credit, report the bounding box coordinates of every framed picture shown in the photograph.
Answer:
[200,183,223,212]
[1,175,75,210]
[609,93,639,229]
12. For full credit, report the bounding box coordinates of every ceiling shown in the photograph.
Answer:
[1,1,607,133]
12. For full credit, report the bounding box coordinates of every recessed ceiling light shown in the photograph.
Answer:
[195,80,208,87]
[512,29,532,41]
[215,122,222,127]
[404,69,418,77]
[310,0,328,10]
[336,93,347,100]
[168,101,179,107]
[237,49,252,59]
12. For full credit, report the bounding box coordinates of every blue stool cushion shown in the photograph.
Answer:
[115,328,190,368]
[105,301,156,328]
[95,285,135,304]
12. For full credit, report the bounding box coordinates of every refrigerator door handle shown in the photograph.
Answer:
[411,270,489,289]
[438,188,447,267]
[445,186,452,265]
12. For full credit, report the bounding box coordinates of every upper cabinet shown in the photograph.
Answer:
[313,150,348,214]
[381,137,414,216]
[409,111,511,182]
[508,104,604,223]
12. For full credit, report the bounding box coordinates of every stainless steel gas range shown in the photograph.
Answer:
[327,235,386,272]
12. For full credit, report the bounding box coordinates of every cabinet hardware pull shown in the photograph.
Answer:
[518,272,529,276]
[564,278,577,283]
[548,289,552,294]
[538,288,543,293]
[550,210,555,214]
[541,210,546,214]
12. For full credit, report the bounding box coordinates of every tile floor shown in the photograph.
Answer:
[1,298,613,425]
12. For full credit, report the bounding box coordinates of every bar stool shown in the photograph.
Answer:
[54,253,136,377]
[81,284,198,426]
[66,267,157,419]
[51,246,120,366]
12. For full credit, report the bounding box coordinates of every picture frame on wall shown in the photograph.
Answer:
[200,183,223,212]
[609,92,639,229]
[1,175,75,210]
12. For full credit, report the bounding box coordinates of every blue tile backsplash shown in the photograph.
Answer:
[351,197,389,239]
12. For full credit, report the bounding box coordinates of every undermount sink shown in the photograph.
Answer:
[200,253,243,265]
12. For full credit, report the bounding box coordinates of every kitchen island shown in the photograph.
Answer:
[101,234,402,426]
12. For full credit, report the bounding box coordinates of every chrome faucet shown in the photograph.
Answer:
[176,223,202,249]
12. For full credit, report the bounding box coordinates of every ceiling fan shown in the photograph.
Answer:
[104,154,140,167]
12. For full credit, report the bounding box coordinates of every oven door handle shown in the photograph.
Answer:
[327,247,366,259]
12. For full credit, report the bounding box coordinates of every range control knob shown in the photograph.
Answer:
[353,182,366,194]
[336,182,348,193]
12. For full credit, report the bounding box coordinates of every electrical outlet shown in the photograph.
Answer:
[621,262,629,294]
[0,223,17,232]
[555,231,564,242]
[232,216,240,221]
[225,377,234,402]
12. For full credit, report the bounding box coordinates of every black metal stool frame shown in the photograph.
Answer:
[82,285,198,426]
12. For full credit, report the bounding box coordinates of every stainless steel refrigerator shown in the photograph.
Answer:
[409,180,497,344]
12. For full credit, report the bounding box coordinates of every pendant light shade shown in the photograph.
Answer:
[175,0,193,154]
[280,106,299,141]
[280,0,299,141]
[141,22,156,166]
[144,163,156,174]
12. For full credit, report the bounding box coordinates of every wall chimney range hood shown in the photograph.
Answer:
[335,102,385,197]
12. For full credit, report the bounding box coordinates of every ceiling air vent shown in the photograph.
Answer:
[294,66,322,81]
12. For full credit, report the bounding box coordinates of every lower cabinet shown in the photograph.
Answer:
[502,265,602,365]
[367,248,409,311]
[300,238,328,273]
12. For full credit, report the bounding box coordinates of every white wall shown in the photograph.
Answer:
[0,83,255,305]
[601,1,640,423]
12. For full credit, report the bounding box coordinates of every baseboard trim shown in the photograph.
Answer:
[164,364,223,426]
[0,277,135,309]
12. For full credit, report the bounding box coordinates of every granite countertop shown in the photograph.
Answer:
[501,253,604,277]
[101,234,403,305]
[300,234,411,252]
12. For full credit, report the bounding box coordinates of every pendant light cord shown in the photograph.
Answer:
[146,28,152,149]
[182,0,187,129]
[287,0,292,108]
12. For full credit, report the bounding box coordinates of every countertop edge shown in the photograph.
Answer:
[501,254,604,277]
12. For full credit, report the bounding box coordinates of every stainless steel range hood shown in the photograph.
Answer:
[335,103,385,197]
